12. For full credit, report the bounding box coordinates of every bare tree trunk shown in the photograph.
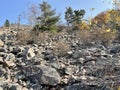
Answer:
[18,14,21,31]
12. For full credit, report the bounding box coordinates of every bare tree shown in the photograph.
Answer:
[17,14,21,31]
[28,4,40,26]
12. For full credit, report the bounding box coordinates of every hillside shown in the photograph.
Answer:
[0,24,120,90]
[0,1,120,90]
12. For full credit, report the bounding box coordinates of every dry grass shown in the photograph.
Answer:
[91,29,116,46]
[53,40,70,57]
[30,32,47,44]
[16,31,31,45]
[75,28,116,47]
[76,30,92,45]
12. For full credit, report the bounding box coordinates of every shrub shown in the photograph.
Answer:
[53,40,70,57]
[91,29,116,47]
[76,30,92,45]
[30,31,47,44]
[76,28,116,47]
[16,31,31,45]
[76,21,90,30]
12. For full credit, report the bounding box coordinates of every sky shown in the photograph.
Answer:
[0,0,113,26]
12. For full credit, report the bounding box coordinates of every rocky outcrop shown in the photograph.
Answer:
[0,28,120,90]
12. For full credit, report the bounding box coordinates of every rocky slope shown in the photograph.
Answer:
[0,27,120,90]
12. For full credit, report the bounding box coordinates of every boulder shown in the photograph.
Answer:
[39,66,61,86]
[65,66,79,75]
[0,66,6,78]
[0,82,8,90]
[0,31,6,41]
[4,53,16,67]
[0,47,6,52]
[23,65,61,86]
[110,45,120,54]
[0,87,3,90]
[22,47,35,60]
[27,48,35,58]
[0,40,4,47]
[73,50,82,59]
[10,46,24,55]
[43,50,56,61]
[0,57,3,63]
[17,47,35,60]
[9,83,22,90]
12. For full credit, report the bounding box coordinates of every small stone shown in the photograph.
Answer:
[67,51,72,55]
[79,75,87,80]
[61,78,68,84]
[79,58,85,64]
[0,40,4,47]
[65,67,74,75]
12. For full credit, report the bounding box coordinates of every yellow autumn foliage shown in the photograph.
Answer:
[92,11,111,25]
[118,86,120,90]
[91,9,120,29]
[91,28,116,46]
[77,21,90,30]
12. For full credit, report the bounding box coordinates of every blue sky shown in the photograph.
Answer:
[0,0,113,26]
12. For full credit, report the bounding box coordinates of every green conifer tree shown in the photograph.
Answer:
[4,19,10,27]
[34,1,60,33]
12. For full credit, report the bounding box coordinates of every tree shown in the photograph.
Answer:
[28,4,40,25]
[73,9,85,25]
[17,14,21,30]
[65,7,73,28]
[65,7,85,30]
[34,1,60,33]
[92,9,120,30]
[4,19,10,27]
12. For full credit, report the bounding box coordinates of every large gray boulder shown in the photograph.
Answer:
[22,65,61,86]
[9,83,22,90]
[73,50,82,59]
[110,45,120,54]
